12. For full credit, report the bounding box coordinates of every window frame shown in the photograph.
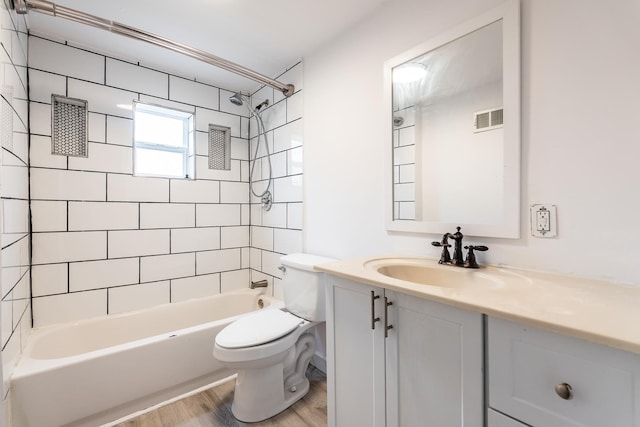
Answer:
[132,101,195,179]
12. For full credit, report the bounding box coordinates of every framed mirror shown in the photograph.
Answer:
[384,0,520,238]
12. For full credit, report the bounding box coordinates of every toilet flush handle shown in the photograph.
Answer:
[278,265,286,273]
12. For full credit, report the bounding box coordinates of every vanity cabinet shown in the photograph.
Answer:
[325,275,484,427]
[488,317,640,427]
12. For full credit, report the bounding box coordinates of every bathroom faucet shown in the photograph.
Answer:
[431,226,488,268]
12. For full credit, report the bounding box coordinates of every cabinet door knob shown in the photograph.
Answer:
[555,382,573,400]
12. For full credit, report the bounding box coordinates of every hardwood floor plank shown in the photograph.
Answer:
[116,367,326,427]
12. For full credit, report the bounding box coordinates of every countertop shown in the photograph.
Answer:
[316,256,640,355]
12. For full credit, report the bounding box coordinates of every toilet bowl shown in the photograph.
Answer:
[213,253,334,423]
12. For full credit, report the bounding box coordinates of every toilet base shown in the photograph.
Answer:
[229,333,315,423]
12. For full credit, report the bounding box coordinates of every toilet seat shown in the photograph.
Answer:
[216,309,303,349]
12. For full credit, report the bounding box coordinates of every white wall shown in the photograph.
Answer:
[304,0,640,284]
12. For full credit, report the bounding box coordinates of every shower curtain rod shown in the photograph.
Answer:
[10,0,295,97]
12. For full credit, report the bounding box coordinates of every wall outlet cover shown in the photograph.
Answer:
[530,204,557,237]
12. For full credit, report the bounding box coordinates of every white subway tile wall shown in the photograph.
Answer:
[27,37,304,330]
[1,5,30,404]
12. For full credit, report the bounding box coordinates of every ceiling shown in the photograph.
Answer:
[23,0,389,94]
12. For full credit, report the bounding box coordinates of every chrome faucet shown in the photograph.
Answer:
[431,226,488,268]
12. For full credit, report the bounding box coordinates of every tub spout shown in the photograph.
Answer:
[250,279,268,289]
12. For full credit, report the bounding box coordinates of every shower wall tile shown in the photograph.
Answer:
[140,253,195,283]
[273,175,303,203]
[171,227,220,253]
[31,168,106,201]
[220,181,249,204]
[32,231,107,265]
[69,258,139,292]
[28,69,65,103]
[1,7,30,395]
[31,200,67,232]
[170,179,220,203]
[274,229,303,255]
[106,116,133,146]
[139,203,195,229]
[88,113,107,143]
[26,35,301,331]
[33,290,108,327]
[68,143,132,174]
[68,79,137,118]
[68,202,138,231]
[170,273,221,303]
[29,99,51,135]
[196,249,241,275]
[251,226,274,251]
[195,107,241,137]
[31,264,68,297]
[108,229,170,258]
[196,204,241,227]
[30,135,68,169]
[221,226,250,249]
[108,281,170,315]
[287,203,303,230]
[169,76,220,111]
[221,269,250,293]
[286,91,303,122]
[29,36,105,84]
[106,59,168,99]
[107,174,169,202]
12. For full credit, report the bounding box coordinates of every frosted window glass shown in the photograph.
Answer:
[135,148,184,178]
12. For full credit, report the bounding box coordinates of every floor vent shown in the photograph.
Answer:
[52,94,88,157]
[474,107,503,133]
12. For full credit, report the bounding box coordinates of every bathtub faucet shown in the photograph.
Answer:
[250,279,269,289]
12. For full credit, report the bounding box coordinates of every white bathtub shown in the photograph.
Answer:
[11,289,283,427]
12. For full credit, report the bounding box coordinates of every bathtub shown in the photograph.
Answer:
[11,289,283,427]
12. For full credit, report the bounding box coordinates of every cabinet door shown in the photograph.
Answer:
[326,276,386,427]
[488,409,527,427]
[385,291,484,427]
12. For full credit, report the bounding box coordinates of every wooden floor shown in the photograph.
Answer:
[116,367,327,427]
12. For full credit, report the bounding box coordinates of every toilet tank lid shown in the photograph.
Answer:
[280,253,336,271]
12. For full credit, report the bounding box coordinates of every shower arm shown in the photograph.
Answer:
[9,0,295,97]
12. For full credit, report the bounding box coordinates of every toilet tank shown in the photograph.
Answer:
[280,253,335,321]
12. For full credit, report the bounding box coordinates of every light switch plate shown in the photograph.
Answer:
[530,204,557,237]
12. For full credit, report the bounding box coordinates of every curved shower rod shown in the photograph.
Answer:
[9,0,295,97]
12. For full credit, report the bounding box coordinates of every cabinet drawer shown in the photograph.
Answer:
[488,409,527,427]
[488,317,640,427]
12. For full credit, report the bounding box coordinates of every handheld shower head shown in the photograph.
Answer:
[229,92,244,106]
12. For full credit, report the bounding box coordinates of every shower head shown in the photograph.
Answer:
[229,92,244,106]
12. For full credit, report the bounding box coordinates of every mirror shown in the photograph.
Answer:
[384,0,520,238]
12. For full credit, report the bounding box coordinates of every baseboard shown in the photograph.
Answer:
[311,353,326,374]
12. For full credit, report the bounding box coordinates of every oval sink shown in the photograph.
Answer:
[365,258,510,290]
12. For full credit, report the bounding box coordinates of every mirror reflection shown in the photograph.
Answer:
[392,20,504,225]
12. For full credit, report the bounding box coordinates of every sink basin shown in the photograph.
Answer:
[365,258,508,290]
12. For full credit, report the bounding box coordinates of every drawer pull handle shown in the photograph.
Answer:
[555,382,573,400]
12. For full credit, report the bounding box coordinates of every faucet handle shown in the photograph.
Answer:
[432,241,452,264]
[463,245,488,268]
[431,241,450,248]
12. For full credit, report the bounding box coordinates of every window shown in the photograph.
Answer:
[133,102,195,179]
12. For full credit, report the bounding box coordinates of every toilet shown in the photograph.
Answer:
[213,253,334,423]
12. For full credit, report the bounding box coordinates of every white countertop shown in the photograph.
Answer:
[317,256,640,354]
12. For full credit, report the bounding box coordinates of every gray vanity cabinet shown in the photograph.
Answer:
[325,275,484,427]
